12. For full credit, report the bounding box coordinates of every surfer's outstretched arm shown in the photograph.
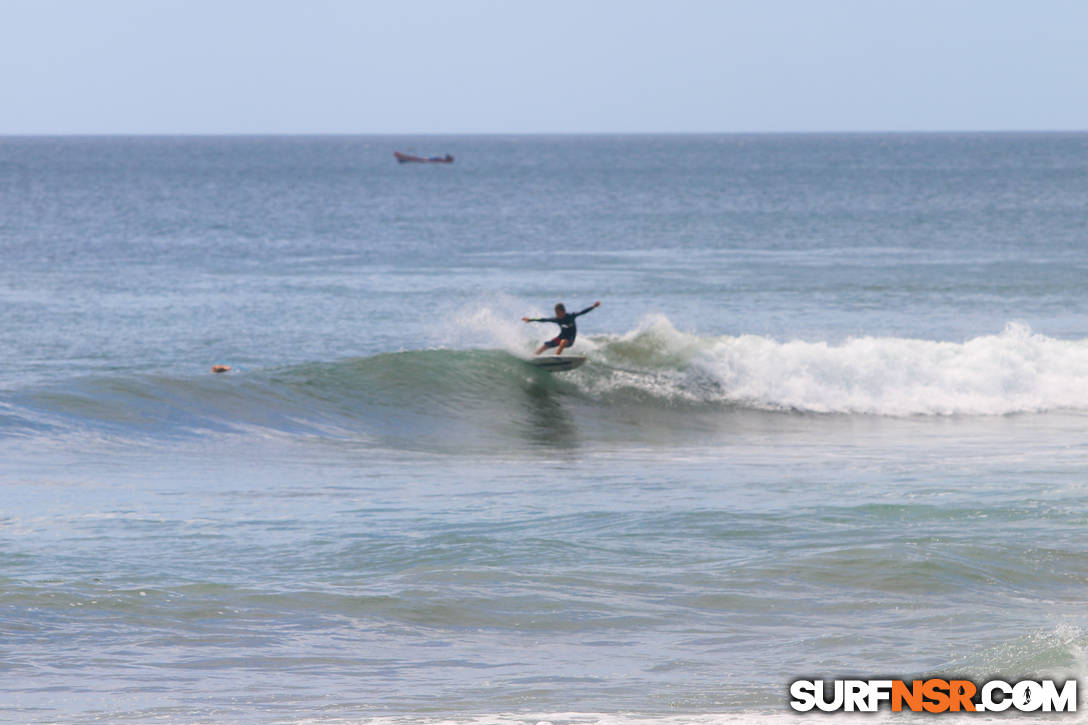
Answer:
[522,316,558,323]
[574,301,601,317]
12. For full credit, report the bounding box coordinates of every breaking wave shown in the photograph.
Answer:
[5,316,1088,449]
[582,315,1088,416]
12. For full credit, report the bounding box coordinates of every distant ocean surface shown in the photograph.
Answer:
[3,134,1088,723]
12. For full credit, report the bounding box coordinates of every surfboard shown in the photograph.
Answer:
[526,355,586,372]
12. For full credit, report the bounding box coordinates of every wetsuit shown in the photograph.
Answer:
[528,304,597,348]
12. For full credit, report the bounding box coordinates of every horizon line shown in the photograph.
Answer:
[2,128,1087,138]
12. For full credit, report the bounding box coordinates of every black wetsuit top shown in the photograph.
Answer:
[530,305,597,343]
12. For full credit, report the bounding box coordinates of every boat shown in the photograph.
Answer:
[394,151,454,164]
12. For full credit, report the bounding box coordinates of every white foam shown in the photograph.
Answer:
[587,318,1088,416]
[439,297,548,355]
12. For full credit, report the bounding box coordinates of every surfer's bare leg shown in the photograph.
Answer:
[555,339,569,356]
[535,344,547,355]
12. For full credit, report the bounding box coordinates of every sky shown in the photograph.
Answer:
[1,0,1086,134]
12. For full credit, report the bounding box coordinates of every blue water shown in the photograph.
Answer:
[3,134,1088,723]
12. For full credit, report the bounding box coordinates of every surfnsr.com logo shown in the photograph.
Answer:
[789,678,1077,713]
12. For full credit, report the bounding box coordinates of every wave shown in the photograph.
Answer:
[5,318,1088,448]
[582,316,1088,416]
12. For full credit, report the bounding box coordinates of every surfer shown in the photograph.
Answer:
[522,301,601,355]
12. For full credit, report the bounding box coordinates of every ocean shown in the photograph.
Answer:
[3,134,1088,723]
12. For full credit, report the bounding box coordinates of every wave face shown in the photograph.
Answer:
[5,318,1088,449]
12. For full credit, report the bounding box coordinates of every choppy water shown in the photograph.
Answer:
[3,134,1088,723]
